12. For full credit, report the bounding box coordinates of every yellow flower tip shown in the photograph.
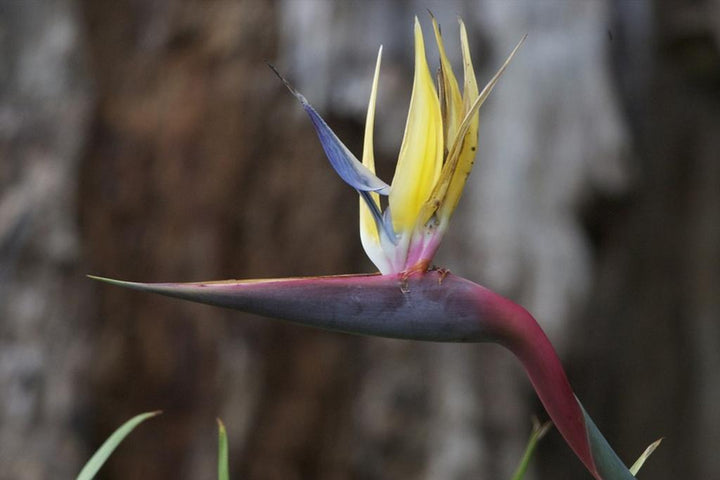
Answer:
[360,45,383,255]
[431,15,463,147]
[428,25,525,223]
[361,45,383,173]
[437,17,480,219]
[389,17,443,233]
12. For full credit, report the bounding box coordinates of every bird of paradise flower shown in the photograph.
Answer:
[91,17,654,480]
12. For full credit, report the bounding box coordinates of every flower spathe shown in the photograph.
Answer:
[92,16,644,480]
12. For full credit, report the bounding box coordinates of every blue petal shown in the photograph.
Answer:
[360,190,397,245]
[269,65,391,195]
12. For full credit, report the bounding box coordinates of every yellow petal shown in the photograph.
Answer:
[419,31,526,225]
[444,32,525,220]
[360,46,383,245]
[440,18,480,217]
[360,46,390,272]
[389,18,443,232]
[431,15,463,152]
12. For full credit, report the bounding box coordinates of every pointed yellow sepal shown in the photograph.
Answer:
[359,46,391,272]
[418,29,526,229]
[441,18,480,218]
[389,18,443,233]
[431,15,464,151]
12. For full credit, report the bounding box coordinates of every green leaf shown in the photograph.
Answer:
[629,438,663,475]
[76,411,161,480]
[510,418,553,480]
[217,418,230,480]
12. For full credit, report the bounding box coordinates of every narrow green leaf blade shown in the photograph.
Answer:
[76,411,161,480]
[217,419,230,480]
[510,418,553,480]
[629,438,663,475]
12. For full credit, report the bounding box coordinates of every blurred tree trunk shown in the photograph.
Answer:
[0,1,91,478]
[570,1,720,479]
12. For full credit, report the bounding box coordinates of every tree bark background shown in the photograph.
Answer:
[1,1,718,479]
[0,1,91,478]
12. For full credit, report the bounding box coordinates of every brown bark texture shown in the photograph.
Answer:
[1,0,718,479]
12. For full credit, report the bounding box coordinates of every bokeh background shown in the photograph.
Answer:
[2,0,719,479]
